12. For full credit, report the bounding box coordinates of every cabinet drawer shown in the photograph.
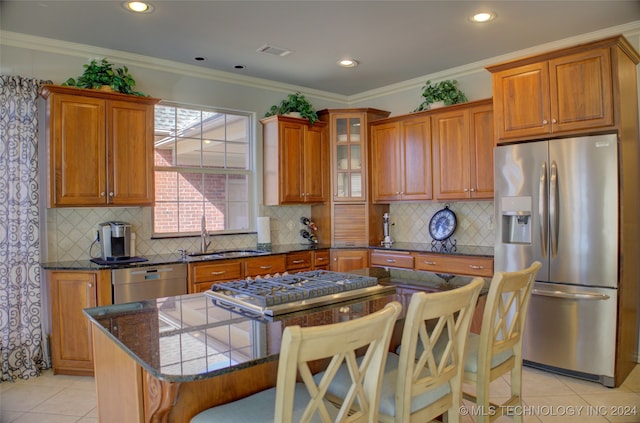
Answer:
[193,260,243,284]
[313,250,330,268]
[287,251,312,271]
[414,254,493,277]
[245,255,286,277]
[371,250,414,269]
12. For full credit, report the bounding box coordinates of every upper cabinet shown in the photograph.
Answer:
[487,36,640,142]
[261,115,328,205]
[330,112,367,201]
[431,100,495,200]
[370,115,432,202]
[41,85,159,207]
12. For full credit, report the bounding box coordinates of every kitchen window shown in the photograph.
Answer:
[153,102,255,236]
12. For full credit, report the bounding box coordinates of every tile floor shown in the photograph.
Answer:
[0,364,638,422]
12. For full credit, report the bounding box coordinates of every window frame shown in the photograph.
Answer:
[152,100,257,238]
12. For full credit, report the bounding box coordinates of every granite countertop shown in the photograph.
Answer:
[41,243,493,270]
[83,268,484,383]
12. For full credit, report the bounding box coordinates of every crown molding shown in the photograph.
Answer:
[0,30,349,105]
[3,20,640,105]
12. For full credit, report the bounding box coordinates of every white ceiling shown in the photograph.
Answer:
[2,1,640,96]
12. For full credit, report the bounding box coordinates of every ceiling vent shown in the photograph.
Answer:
[256,44,293,57]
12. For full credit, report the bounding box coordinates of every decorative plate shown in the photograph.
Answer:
[428,206,457,241]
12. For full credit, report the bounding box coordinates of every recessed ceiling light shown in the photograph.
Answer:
[338,59,359,68]
[124,1,153,13]
[194,57,207,61]
[470,12,496,23]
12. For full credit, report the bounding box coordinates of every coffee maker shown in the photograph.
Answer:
[98,221,132,261]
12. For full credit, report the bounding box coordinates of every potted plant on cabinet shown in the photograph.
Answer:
[62,58,147,96]
[414,79,467,112]
[264,92,319,124]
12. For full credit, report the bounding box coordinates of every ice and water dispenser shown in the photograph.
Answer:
[500,196,532,244]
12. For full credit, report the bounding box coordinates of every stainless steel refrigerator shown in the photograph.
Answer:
[494,134,620,387]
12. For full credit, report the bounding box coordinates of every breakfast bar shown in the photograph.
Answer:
[83,268,487,422]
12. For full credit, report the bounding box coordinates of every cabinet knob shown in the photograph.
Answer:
[464,188,469,192]
[542,119,548,125]
[108,192,114,197]
[470,188,476,192]
[88,283,93,288]
[100,192,106,197]
[551,118,557,124]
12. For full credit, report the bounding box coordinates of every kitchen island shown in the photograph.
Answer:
[83,268,486,422]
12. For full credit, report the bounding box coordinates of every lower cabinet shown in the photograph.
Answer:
[48,269,111,376]
[413,253,493,277]
[188,260,243,293]
[330,249,369,272]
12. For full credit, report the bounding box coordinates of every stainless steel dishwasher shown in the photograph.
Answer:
[112,263,187,304]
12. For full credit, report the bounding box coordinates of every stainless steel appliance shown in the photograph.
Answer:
[205,270,394,316]
[112,263,187,304]
[494,134,621,386]
[98,221,132,261]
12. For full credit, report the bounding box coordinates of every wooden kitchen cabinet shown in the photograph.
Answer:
[313,249,330,270]
[370,249,414,269]
[245,255,286,277]
[48,269,111,375]
[188,260,243,293]
[431,99,494,200]
[488,40,622,141]
[414,253,493,277]
[330,249,369,272]
[41,85,159,207]
[261,115,328,205]
[370,115,432,202]
[286,250,313,272]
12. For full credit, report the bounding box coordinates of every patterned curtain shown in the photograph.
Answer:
[0,76,48,381]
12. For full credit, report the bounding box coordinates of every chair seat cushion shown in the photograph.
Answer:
[462,333,514,373]
[314,353,450,418]
[396,333,514,374]
[190,384,339,423]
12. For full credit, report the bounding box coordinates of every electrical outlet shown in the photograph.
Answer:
[287,220,295,230]
[488,215,494,230]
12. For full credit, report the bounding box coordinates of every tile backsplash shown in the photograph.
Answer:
[44,201,495,262]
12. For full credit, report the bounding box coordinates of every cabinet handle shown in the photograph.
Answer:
[259,265,272,270]
[542,119,548,125]
[292,259,305,264]
[423,261,437,265]
[109,192,114,197]
[88,283,93,288]
[386,259,397,263]
[211,271,226,275]
[464,188,468,192]
[551,118,557,124]
[317,257,326,261]
[470,188,476,192]
[100,192,106,197]
[469,265,484,269]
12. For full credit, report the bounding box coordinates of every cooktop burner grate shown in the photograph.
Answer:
[205,270,392,316]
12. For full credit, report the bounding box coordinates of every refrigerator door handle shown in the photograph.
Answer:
[539,161,548,258]
[549,161,559,257]
[532,288,610,301]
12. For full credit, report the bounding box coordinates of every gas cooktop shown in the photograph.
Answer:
[205,270,394,316]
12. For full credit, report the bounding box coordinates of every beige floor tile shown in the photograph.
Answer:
[76,418,99,423]
[521,367,575,397]
[0,384,64,412]
[619,365,640,393]
[579,391,640,423]
[522,394,608,423]
[31,386,96,416]
[10,412,82,423]
[0,410,25,423]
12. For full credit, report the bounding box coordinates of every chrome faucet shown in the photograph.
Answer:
[200,215,211,253]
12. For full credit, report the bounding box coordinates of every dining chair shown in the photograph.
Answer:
[190,300,402,423]
[462,261,541,423]
[318,278,484,423]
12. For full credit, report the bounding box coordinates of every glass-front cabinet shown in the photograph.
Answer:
[335,115,364,200]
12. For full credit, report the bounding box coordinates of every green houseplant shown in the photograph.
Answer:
[62,58,147,96]
[414,79,468,112]
[264,92,319,124]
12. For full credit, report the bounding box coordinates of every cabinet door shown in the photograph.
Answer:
[432,109,470,200]
[550,47,613,133]
[49,272,98,374]
[279,120,305,203]
[245,255,287,277]
[371,122,401,202]
[400,116,432,201]
[334,115,365,201]
[50,94,107,206]
[108,100,155,206]
[333,204,368,246]
[330,249,369,272]
[469,104,495,199]
[492,62,551,140]
[303,123,327,203]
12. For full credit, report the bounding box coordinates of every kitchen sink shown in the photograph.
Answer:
[186,249,269,261]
